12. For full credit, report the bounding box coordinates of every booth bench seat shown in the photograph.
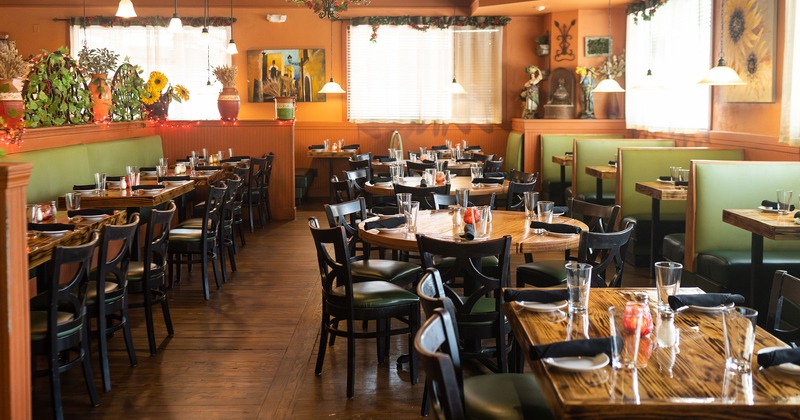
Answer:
[539,134,622,204]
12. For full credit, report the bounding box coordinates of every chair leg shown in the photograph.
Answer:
[237,223,246,247]
[200,250,210,301]
[420,377,431,416]
[218,239,228,284]
[248,202,255,233]
[49,352,63,420]
[161,287,174,336]
[97,311,111,392]
[264,191,272,221]
[315,311,329,376]
[410,307,419,385]
[346,319,356,398]
[211,248,222,289]
[82,324,100,407]
[376,319,385,363]
[121,294,138,367]
[227,240,237,272]
[328,320,338,346]
[144,293,157,355]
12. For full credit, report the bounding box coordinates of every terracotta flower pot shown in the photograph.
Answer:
[218,87,240,121]
[89,73,112,122]
[0,78,26,142]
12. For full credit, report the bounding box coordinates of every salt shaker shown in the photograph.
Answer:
[120,176,127,190]
[50,200,57,219]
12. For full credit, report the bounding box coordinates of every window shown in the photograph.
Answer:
[71,25,230,121]
[625,0,712,133]
[347,24,502,124]
[780,0,800,145]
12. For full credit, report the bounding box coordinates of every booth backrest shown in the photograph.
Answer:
[505,131,523,173]
[686,160,800,270]
[3,135,163,203]
[540,134,623,185]
[573,139,674,199]
[616,147,744,219]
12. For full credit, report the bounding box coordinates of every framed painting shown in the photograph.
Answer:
[585,36,612,57]
[246,49,326,103]
[721,0,777,103]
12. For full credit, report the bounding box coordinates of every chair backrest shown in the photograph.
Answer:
[568,198,620,233]
[222,176,242,225]
[343,169,368,199]
[576,222,635,288]
[432,194,457,210]
[331,177,354,203]
[417,234,512,324]
[415,308,466,420]
[308,217,356,305]
[417,268,460,335]
[471,153,495,163]
[348,153,372,181]
[233,166,249,202]
[394,183,450,210]
[43,231,100,343]
[509,169,538,184]
[262,153,274,188]
[484,160,503,173]
[143,202,177,281]
[505,131,523,173]
[324,197,369,257]
[407,160,436,177]
[95,213,140,306]
[505,181,537,211]
[249,156,267,194]
[767,270,800,346]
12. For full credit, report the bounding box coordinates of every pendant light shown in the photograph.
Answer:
[115,0,137,18]
[594,0,625,93]
[699,0,745,85]
[632,16,662,91]
[201,0,209,36]
[449,15,466,94]
[168,0,183,32]
[319,18,345,94]
[227,0,238,54]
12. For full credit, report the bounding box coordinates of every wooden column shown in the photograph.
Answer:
[0,162,33,420]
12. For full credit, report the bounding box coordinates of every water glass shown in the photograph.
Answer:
[389,164,403,183]
[452,207,464,236]
[324,139,330,151]
[435,160,446,172]
[462,140,469,150]
[217,151,224,162]
[94,172,107,191]
[776,190,793,214]
[419,146,427,157]
[405,201,420,234]
[228,148,234,158]
[609,305,644,369]
[157,165,169,178]
[445,139,452,149]
[722,370,754,404]
[474,206,491,238]
[455,188,470,208]
[424,168,436,184]
[470,165,483,180]
[677,168,690,182]
[191,150,197,160]
[159,157,169,167]
[566,311,590,341]
[27,204,42,223]
[610,368,641,404]
[537,200,554,224]
[64,192,81,211]
[523,191,538,220]
[722,307,758,372]
[669,166,682,182]
[202,148,208,159]
[397,193,412,212]
[566,262,592,312]
[126,172,139,188]
[655,261,682,313]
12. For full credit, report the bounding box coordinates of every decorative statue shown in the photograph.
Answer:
[520,65,543,119]
[551,78,570,105]
[576,66,596,119]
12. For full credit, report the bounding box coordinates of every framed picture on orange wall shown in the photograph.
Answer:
[245,49,327,103]
[585,36,612,57]
[721,0,777,103]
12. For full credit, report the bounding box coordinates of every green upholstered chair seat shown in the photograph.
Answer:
[30,311,79,341]
[457,296,507,327]
[662,233,686,264]
[351,260,422,284]
[464,373,554,420]
[85,280,122,305]
[127,261,164,282]
[696,250,800,294]
[621,213,686,266]
[332,281,419,309]
[516,260,568,287]
[176,218,212,230]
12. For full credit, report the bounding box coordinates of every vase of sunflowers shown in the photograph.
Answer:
[140,71,189,121]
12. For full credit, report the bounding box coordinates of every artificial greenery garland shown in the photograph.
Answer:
[23,47,92,128]
[110,61,146,122]
[70,16,236,28]
[626,0,670,24]
[350,16,511,43]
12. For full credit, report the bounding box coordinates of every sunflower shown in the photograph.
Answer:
[172,85,190,102]
[722,0,774,103]
[724,0,764,73]
[140,89,159,105]
[148,71,168,94]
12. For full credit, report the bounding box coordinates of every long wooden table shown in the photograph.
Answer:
[363,176,508,198]
[372,159,476,176]
[307,149,359,202]
[636,181,688,277]
[505,287,800,419]
[58,180,195,210]
[359,209,587,254]
[28,211,127,270]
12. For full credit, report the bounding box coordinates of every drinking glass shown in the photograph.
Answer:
[609,305,644,369]
[722,307,758,372]
[455,188,469,208]
[159,157,169,167]
[188,157,197,172]
[669,166,682,182]
[64,192,81,211]
[435,160,446,172]
[678,168,690,182]
[157,165,168,178]
[228,148,234,158]
[523,191,538,220]
[217,151,224,162]
[776,190,793,214]
[27,204,42,223]
[191,150,198,160]
[444,170,452,183]
[390,164,404,183]
[324,139,330,151]
[537,201,554,224]
[397,193,412,212]
[470,165,483,180]
[202,148,208,159]
[424,168,436,184]
[610,368,641,404]
[474,206,491,238]
[655,261,682,313]
[566,262,592,312]
[419,146,427,157]
[94,172,107,191]
[462,140,469,150]
[405,201,420,234]
[452,207,464,236]
[722,370,754,404]
[566,311,590,341]
[445,139,452,149]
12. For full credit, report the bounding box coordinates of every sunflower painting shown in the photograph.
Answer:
[722,0,776,103]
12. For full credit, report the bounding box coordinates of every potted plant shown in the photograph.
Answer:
[140,71,189,122]
[0,39,28,144]
[536,33,550,56]
[212,64,239,121]
[78,46,119,122]
[262,78,296,121]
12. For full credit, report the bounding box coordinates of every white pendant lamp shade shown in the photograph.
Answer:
[449,78,467,94]
[116,0,137,18]
[320,78,346,94]
[169,16,183,31]
[594,78,625,93]
[699,59,745,85]
[227,40,239,54]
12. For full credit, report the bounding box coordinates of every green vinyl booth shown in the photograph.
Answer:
[540,134,622,204]
[616,147,744,266]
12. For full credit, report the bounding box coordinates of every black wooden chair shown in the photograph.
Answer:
[393,183,450,210]
[128,202,176,355]
[484,159,503,173]
[232,165,250,247]
[432,193,496,210]
[348,152,372,181]
[415,307,555,420]
[407,160,437,177]
[219,177,241,279]
[245,156,268,231]
[505,181,537,211]
[261,152,274,222]
[87,213,140,393]
[30,231,100,420]
[471,152,495,163]
[508,169,538,184]
[417,233,513,373]
[309,218,420,398]
[767,270,800,347]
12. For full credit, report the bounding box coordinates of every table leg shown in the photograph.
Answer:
[649,198,661,278]
[750,234,764,317]
[559,165,567,204]
[328,159,335,203]
[595,178,603,204]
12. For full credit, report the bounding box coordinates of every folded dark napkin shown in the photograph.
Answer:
[504,289,569,304]
[371,206,399,215]
[484,172,506,179]
[371,176,391,184]
[758,348,800,368]
[466,145,481,151]
[608,160,617,166]
[658,175,673,181]
[565,151,573,156]
[422,159,436,164]
[73,184,97,191]
[196,166,222,171]
[761,200,796,211]
[67,209,114,218]
[158,176,190,182]
[28,223,75,232]
[795,211,800,219]
[308,144,325,150]
[139,167,156,172]
[530,337,621,360]
[553,206,569,214]
[377,157,396,162]
[471,177,503,185]
[667,293,745,310]
[529,222,581,235]
[431,145,448,150]
[106,176,123,182]
[675,181,688,187]
[131,185,164,191]
[220,158,239,163]
[364,216,406,231]
[230,155,250,160]
[342,144,360,150]
[457,158,477,163]
[176,158,190,163]
[462,224,476,240]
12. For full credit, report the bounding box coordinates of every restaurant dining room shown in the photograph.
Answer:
[1,0,800,418]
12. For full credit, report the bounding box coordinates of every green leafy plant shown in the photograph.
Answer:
[0,40,28,79]
[77,46,119,76]
[110,59,146,122]
[23,47,93,127]
[0,146,6,159]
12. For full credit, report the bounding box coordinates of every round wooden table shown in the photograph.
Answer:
[363,176,508,197]
[359,210,588,253]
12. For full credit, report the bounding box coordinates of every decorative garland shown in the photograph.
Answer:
[70,16,235,28]
[350,16,511,43]
[110,62,146,122]
[287,0,353,20]
[626,0,670,24]
[23,47,93,128]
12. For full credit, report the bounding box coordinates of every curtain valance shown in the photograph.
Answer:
[69,16,236,28]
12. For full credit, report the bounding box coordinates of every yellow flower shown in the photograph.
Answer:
[173,85,190,102]
[140,90,158,105]
[148,71,168,93]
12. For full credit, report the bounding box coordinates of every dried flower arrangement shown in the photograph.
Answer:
[0,40,29,80]
[597,51,626,80]
[213,65,237,88]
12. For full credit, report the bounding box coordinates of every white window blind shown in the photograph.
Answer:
[347,24,502,124]
[71,25,230,121]
[780,0,800,145]
[625,0,712,133]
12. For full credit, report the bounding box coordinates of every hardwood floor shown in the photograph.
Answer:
[34,199,653,419]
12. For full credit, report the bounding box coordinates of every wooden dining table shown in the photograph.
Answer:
[358,209,587,254]
[636,181,688,277]
[58,180,195,210]
[363,176,508,198]
[307,148,359,202]
[505,287,800,419]
[372,159,476,176]
[585,164,617,204]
